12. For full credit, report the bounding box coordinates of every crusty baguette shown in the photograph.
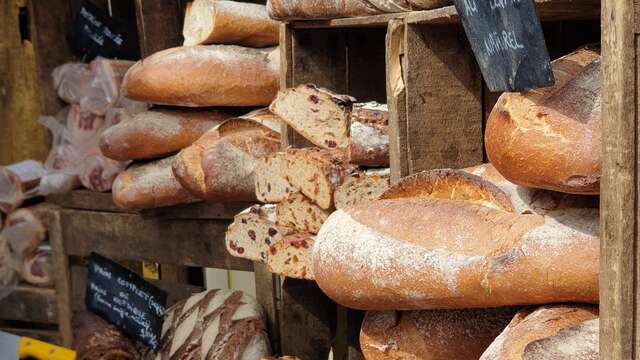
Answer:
[270,84,355,150]
[200,127,280,202]
[313,170,598,310]
[485,48,601,194]
[267,0,381,20]
[226,205,293,262]
[267,233,314,280]
[334,168,390,210]
[480,305,598,360]
[282,148,354,210]
[183,0,279,47]
[361,308,518,360]
[254,152,298,203]
[276,192,331,234]
[100,108,232,161]
[122,45,279,107]
[112,156,198,210]
[348,102,389,166]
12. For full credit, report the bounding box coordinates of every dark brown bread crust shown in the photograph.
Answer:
[72,311,142,360]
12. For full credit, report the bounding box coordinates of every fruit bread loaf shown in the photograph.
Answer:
[348,101,389,166]
[267,232,314,280]
[276,192,331,234]
[112,156,198,210]
[155,289,271,359]
[122,45,279,107]
[183,0,279,47]
[226,205,294,262]
[281,148,354,210]
[361,308,518,360]
[480,305,598,360]
[313,168,598,310]
[485,47,601,194]
[100,108,233,161]
[254,151,298,203]
[334,168,390,209]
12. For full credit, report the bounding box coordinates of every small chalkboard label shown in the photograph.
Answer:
[86,253,167,350]
[452,0,555,92]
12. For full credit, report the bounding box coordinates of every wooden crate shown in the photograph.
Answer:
[279,2,600,359]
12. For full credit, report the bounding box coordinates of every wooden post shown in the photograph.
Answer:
[254,263,281,354]
[134,0,183,57]
[600,0,638,358]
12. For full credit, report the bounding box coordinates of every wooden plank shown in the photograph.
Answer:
[347,28,387,103]
[600,0,637,358]
[0,327,61,345]
[403,23,483,173]
[386,20,408,184]
[253,263,280,354]
[135,0,183,57]
[333,307,365,360]
[0,285,57,324]
[279,278,336,360]
[47,190,129,213]
[59,209,253,271]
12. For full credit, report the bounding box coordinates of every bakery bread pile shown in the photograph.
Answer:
[297,48,599,359]
[107,1,282,210]
[225,84,391,280]
[266,0,451,20]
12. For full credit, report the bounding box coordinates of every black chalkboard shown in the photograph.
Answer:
[67,1,138,61]
[86,253,167,350]
[452,0,555,92]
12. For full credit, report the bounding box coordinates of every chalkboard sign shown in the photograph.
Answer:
[452,0,555,92]
[67,1,138,60]
[86,253,167,350]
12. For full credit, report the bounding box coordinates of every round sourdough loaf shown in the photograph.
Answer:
[361,308,518,360]
[485,48,601,194]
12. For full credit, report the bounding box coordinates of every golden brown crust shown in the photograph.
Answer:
[485,48,601,194]
[380,169,515,212]
[267,0,381,20]
[172,129,220,199]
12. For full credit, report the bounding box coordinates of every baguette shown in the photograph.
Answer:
[361,308,518,360]
[254,152,297,203]
[348,102,389,166]
[226,205,293,262]
[485,48,601,194]
[480,305,598,360]
[99,108,233,161]
[183,0,279,47]
[313,169,598,310]
[122,45,279,107]
[276,192,331,234]
[267,0,381,20]
[267,232,314,280]
[112,156,198,210]
[334,169,390,210]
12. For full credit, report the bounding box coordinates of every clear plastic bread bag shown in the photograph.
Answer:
[52,62,92,105]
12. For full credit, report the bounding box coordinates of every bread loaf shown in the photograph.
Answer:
[22,250,52,287]
[173,130,220,199]
[3,209,46,259]
[155,289,270,359]
[262,357,300,360]
[480,305,598,360]
[485,48,601,194]
[361,308,518,360]
[122,45,279,107]
[270,84,355,150]
[226,205,293,262]
[184,0,279,47]
[78,155,127,192]
[112,156,198,210]
[100,108,233,161]
[281,148,354,210]
[349,102,389,166]
[254,152,298,203]
[313,169,598,310]
[72,311,142,360]
[68,104,105,145]
[0,161,47,214]
[267,232,314,280]
[334,169,390,209]
[276,192,331,234]
[266,0,448,20]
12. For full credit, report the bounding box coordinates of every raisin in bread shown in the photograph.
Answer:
[276,192,332,234]
[267,233,314,280]
[334,168,390,209]
[254,152,298,203]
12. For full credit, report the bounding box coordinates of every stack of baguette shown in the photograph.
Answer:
[106,0,282,210]
[309,48,600,359]
[225,84,392,280]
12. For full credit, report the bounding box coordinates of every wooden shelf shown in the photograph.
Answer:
[0,285,57,324]
[289,0,600,29]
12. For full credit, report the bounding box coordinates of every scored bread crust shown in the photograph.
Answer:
[122,45,279,107]
[99,108,232,161]
[276,192,331,234]
[112,156,198,210]
[479,305,598,360]
[267,232,315,280]
[361,308,518,360]
[485,48,601,194]
[313,197,598,310]
[380,168,515,212]
[334,169,390,210]
[183,0,279,48]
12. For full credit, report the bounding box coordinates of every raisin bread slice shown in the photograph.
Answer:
[334,168,391,209]
[270,84,355,150]
[254,152,298,203]
[276,192,332,234]
[226,205,294,262]
[267,233,314,280]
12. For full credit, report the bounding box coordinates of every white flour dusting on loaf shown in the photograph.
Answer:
[523,319,598,359]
